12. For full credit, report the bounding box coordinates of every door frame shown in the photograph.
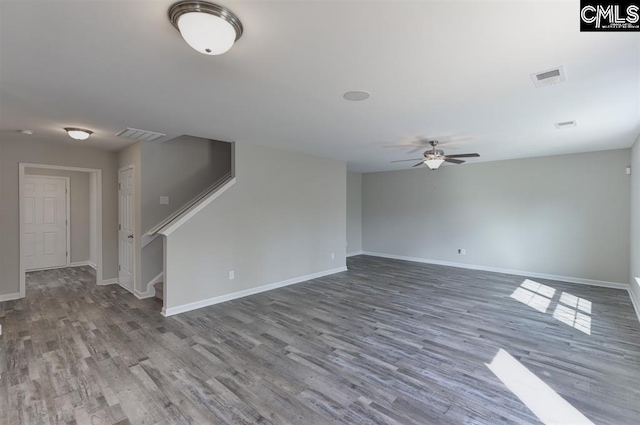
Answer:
[19,163,103,297]
[23,175,71,271]
[118,164,136,293]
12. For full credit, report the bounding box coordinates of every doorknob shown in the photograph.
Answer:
[127,234,134,239]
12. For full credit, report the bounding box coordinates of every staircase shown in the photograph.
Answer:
[136,137,235,314]
[154,282,163,301]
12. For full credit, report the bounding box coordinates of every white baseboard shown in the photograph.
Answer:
[134,289,154,299]
[119,282,134,294]
[0,292,22,302]
[135,272,163,299]
[627,285,640,324]
[27,261,97,272]
[69,261,97,269]
[162,266,348,317]
[347,251,363,257]
[99,278,119,286]
[361,251,629,290]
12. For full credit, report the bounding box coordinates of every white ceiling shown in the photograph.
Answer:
[1,0,639,172]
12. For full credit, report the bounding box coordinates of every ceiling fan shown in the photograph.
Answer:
[387,136,473,154]
[391,140,480,170]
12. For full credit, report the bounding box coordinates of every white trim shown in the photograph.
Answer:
[160,177,236,237]
[135,272,163,299]
[21,163,103,174]
[162,266,347,317]
[134,288,155,299]
[26,262,96,272]
[100,278,118,286]
[627,286,640,324]
[0,292,22,302]
[20,164,103,299]
[347,251,363,257]
[361,251,629,290]
[141,232,160,248]
[69,261,97,269]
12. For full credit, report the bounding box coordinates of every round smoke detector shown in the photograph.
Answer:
[343,90,371,101]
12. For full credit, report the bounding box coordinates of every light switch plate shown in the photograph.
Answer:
[160,196,169,205]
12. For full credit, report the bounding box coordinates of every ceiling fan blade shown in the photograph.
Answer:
[444,158,465,164]
[391,158,424,163]
[384,144,424,148]
[408,146,427,154]
[412,161,425,167]
[445,153,480,158]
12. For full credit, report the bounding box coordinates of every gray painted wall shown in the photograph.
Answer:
[0,138,118,297]
[363,149,631,284]
[26,168,91,264]
[165,142,346,310]
[140,136,232,233]
[347,172,362,255]
[630,136,640,305]
[140,136,232,288]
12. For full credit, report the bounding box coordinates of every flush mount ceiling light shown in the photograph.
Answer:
[64,127,93,140]
[168,1,243,55]
[343,91,371,101]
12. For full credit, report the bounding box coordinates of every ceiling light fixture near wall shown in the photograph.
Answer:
[64,127,93,140]
[343,91,371,101]
[168,1,243,55]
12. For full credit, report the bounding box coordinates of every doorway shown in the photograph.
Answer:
[23,175,70,270]
[19,164,102,297]
[118,166,135,292]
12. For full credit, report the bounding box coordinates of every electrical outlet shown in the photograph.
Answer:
[159,196,169,205]
[331,252,335,260]
[458,249,466,255]
[229,270,235,280]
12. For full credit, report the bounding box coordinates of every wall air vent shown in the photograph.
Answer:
[554,120,576,129]
[531,66,566,88]
[116,127,166,142]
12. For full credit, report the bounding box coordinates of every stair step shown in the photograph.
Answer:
[154,282,164,300]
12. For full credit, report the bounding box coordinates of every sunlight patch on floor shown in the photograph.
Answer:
[510,279,555,313]
[510,280,592,334]
[553,304,591,335]
[486,348,594,425]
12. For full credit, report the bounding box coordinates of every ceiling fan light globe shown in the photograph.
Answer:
[424,158,445,170]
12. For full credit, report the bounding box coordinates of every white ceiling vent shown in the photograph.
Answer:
[116,127,166,142]
[554,120,576,129]
[531,66,566,88]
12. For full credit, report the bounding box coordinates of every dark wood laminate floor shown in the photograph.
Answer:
[2,256,640,425]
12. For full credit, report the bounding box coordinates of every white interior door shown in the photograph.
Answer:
[118,167,135,292]
[24,176,68,270]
